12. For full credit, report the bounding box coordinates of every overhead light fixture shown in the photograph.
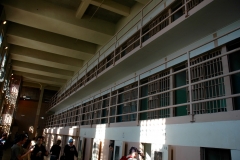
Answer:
[21,115,25,116]
[11,73,13,76]
[3,21,6,24]
[23,95,31,99]
[41,117,44,119]
[5,46,8,49]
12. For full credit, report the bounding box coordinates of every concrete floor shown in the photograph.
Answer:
[2,148,11,160]
[2,148,51,160]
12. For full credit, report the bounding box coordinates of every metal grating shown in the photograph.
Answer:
[188,49,226,114]
[45,32,240,128]
[186,0,204,10]
[147,71,170,119]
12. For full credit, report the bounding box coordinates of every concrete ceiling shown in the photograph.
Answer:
[1,0,149,90]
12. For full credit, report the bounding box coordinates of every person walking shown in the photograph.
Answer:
[63,139,78,160]
[31,136,48,160]
[10,134,33,160]
[22,139,32,160]
[50,140,61,160]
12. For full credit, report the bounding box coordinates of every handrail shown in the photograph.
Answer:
[48,0,165,105]
[48,0,219,110]
[48,24,240,113]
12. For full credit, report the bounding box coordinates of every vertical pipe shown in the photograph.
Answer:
[136,75,140,125]
[187,52,193,119]
[140,9,143,48]
[33,85,45,137]
[221,46,233,111]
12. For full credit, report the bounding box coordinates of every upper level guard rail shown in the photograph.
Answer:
[48,0,209,110]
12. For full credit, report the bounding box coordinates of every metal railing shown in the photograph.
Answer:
[48,0,206,110]
[45,32,240,127]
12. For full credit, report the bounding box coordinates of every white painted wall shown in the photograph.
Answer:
[45,127,79,136]
[80,120,240,150]
[231,150,240,160]
[171,146,200,160]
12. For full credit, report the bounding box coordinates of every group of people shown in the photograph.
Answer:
[10,134,48,160]
[1,132,144,160]
[0,132,78,160]
[50,138,78,160]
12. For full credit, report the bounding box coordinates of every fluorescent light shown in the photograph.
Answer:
[23,96,31,99]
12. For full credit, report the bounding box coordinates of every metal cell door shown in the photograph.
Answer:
[113,141,125,160]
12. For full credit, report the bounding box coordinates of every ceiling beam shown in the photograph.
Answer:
[90,0,130,17]
[76,0,92,19]
[22,81,60,91]
[135,0,149,5]
[12,60,73,79]
[2,0,115,45]
[10,45,82,71]
[7,22,95,60]
[14,71,66,86]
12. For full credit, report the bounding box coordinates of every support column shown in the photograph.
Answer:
[169,68,174,117]
[33,85,45,137]
[221,46,233,111]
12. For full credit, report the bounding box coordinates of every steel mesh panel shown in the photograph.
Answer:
[186,0,204,11]
[149,11,169,38]
[147,71,170,119]
[86,67,97,83]
[188,49,226,114]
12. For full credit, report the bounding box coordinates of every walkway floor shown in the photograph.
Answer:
[2,148,51,160]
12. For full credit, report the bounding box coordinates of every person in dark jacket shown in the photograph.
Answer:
[64,139,78,160]
[31,136,48,160]
[50,140,61,160]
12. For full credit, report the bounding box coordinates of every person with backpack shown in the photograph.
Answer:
[120,147,144,160]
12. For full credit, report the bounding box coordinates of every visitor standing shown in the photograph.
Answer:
[22,139,32,160]
[31,136,48,160]
[64,139,78,160]
[50,140,61,160]
[10,134,33,160]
